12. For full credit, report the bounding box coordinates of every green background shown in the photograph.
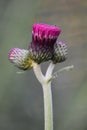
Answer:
[0,0,87,130]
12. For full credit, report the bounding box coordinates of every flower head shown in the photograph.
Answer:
[8,48,33,70]
[8,23,67,70]
[29,23,61,64]
[52,41,67,64]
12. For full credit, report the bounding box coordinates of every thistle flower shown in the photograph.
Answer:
[8,48,33,70]
[52,41,67,64]
[29,23,61,64]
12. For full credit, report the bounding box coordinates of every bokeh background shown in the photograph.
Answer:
[0,0,87,130]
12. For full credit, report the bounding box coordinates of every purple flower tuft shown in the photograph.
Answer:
[52,41,67,63]
[8,48,33,70]
[29,23,61,64]
[32,23,61,45]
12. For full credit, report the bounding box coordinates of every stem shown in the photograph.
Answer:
[33,62,54,130]
[45,62,55,80]
[42,82,53,130]
[33,63,45,84]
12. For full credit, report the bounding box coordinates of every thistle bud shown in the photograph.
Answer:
[8,48,33,70]
[52,41,67,64]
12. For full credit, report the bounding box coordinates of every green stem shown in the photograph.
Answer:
[42,82,53,130]
[33,63,54,130]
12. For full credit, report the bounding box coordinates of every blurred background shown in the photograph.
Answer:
[0,0,87,130]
